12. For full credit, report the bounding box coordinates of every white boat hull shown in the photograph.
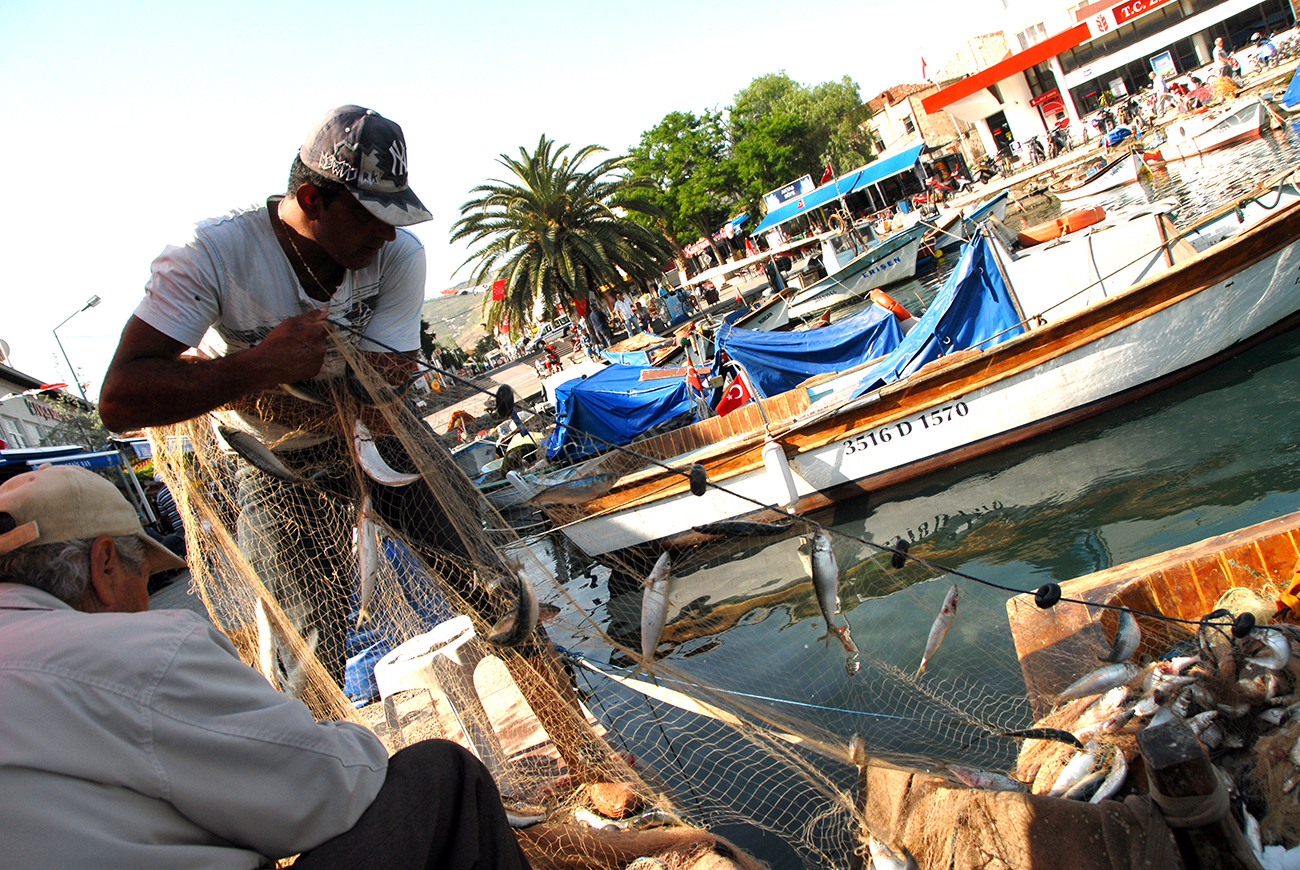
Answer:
[558,195,1300,558]
[1157,100,1264,162]
[788,232,923,318]
[1052,152,1144,202]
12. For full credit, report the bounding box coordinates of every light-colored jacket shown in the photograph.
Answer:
[0,583,388,869]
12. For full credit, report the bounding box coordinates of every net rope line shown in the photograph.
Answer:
[137,173,1300,864]
[323,165,1300,641]
[325,316,1237,634]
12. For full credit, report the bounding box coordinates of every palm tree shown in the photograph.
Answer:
[452,136,675,334]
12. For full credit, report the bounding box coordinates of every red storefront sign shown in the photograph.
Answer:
[1112,0,1174,26]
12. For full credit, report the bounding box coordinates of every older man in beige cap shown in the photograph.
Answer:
[0,465,530,870]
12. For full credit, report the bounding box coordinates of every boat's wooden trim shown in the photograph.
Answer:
[564,194,1300,536]
[1007,510,1300,718]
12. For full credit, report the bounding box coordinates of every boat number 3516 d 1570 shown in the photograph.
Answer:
[841,402,970,456]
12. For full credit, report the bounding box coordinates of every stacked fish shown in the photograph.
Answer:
[1005,608,1300,845]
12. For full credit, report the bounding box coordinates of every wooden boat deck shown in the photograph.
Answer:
[1006,510,1300,719]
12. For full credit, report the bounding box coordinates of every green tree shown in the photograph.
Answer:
[39,394,108,451]
[729,72,872,198]
[451,136,676,335]
[627,110,739,249]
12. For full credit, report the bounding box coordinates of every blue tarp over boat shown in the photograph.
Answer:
[751,145,926,235]
[715,305,904,398]
[1281,64,1300,110]
[850,232,1025,398]
[546,364,696,461]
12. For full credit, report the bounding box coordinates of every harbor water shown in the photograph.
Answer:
[534,121,1300,867]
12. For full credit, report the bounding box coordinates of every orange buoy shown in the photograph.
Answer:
[870,289,912,320]
[1016,205,1106,248]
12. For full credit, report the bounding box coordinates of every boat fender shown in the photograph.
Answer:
[761,438,799,511]
[688,464,708,497]
[870,289,912,320]
[1059,205,1105,235]
[1034,583,1061,609]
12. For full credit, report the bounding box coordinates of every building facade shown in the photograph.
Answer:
[923,0,1296,154]
[0,363,85,449]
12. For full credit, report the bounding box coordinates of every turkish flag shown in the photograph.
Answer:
[686,366,703,391]
[820,165,834,184]
[715,377,753,416]
[491,279,506,301]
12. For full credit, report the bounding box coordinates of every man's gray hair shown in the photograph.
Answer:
[0,536,148,604]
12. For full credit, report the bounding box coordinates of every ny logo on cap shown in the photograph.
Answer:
[389,140,408,177]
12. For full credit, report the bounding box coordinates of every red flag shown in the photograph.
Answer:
[921,55,928,81]
[686,366,703,391]
[715,377,753,416]
[491,279,506,301]
[820,165,834,184]
[736,286,745,306]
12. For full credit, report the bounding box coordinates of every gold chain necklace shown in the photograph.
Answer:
[277,200,337,298]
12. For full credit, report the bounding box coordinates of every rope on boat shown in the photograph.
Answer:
[324,172,1300,635]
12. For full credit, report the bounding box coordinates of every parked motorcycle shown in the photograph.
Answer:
[971,156,1000,184]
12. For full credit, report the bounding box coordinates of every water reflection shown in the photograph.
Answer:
[533,124,1300,868]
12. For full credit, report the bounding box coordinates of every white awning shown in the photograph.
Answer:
[946,88,1004,123]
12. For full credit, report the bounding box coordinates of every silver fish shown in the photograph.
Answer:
[811,532,857,654]
[528,472,618,506]
[217,425,303,482]
[1058,663,1139,702]
[848,733,868,767]
[1062,766,1108,801]
[255,598,279,691]
[352,419,420,486]
[280,380,330,405]
[1047,740,1100,797]
[355,495,379,626]
[640,552,672,676]
[1246,628,1292,671]
[945,763,1028,793]
[1100,609,1141,663]
[917,584,959,676]
[1089,746,1128,803]
[867,836,918,870]
[486,568,539,647]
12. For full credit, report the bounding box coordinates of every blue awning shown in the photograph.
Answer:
[751,145,926,235]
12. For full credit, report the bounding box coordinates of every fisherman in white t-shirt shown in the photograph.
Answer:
[100,106,482,686]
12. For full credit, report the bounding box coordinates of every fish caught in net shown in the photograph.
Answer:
[148,325,1300,869]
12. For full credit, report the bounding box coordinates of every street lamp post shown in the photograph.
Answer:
[53,295,101,406]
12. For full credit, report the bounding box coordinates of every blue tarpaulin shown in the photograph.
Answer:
[546,364,696,461]
[1282,65,1300,109]
[752,145,926,235]
[851,233,1025,398]
[715,304,905,398]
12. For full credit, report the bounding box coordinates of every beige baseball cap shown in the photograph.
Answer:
[0,465,186,570]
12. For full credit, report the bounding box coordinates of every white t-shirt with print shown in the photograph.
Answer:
[133,198,425,447]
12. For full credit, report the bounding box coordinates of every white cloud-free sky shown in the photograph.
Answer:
[1,0,998,399]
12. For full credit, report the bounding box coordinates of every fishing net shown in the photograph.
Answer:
[148,274,1300,868]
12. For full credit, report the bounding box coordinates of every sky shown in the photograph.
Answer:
[0,0,998,401]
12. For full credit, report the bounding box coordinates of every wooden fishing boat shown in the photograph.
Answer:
[1154,98,1265,162]
[521,168,1300,560]
[1048,151,1145,202]
[786,223,925,318]
[1006,509,1300,719]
